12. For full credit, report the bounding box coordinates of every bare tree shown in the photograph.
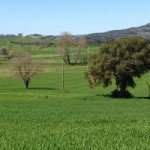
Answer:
[58,32,72,65]
[75,36,87,64]
[12,52,42,89]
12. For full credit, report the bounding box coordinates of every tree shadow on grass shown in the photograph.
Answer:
[96,94,150,100]
[95,94,117,99]
[133,96,150,100]
[29,87,58,91]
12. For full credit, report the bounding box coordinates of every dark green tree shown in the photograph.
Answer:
[86,37,150,98]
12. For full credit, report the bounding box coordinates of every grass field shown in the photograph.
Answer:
[0,67,150,149]
[0,38,150,149]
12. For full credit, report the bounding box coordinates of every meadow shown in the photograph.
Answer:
[0,37,150,149]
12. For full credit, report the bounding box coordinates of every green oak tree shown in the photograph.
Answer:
[86,37,150,98]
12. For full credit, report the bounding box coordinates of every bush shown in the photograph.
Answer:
[0,48,9,56]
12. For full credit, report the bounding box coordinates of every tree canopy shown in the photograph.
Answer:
[86,37,150,98]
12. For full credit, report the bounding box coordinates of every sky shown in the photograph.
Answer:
[0,0,150,35]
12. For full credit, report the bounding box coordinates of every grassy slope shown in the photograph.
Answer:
[0,37,150,149]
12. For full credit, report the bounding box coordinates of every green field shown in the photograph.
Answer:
[0,37,150,149]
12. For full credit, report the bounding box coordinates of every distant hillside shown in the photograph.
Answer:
[1,23,150,45]
[85,23,150,44]
[40,23,150,44]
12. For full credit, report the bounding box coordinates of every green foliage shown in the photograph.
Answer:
[87,37,150,97]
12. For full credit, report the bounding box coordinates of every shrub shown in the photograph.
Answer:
[0,48,9,56]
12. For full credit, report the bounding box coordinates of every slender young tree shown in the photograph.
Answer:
[58,32,73,92]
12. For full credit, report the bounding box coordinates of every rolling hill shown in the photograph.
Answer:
[85,23,150,43]
[40,23,150,44]
[1,23,150,44]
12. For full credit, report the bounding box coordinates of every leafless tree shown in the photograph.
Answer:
[12,52,42,89]
[58,32,72,65]
[75,36,87,64]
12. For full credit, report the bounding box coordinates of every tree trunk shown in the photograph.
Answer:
[24,78,30,89]
[117,85,119,92]
[66,56,70,65]
[120,84,126,93]
[120,82,127,96]
[62,59,64,92]
[115,76,119,92]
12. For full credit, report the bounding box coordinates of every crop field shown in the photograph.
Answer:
[0,37,150,149]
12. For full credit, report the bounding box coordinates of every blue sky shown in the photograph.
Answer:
[0,0,150,35]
